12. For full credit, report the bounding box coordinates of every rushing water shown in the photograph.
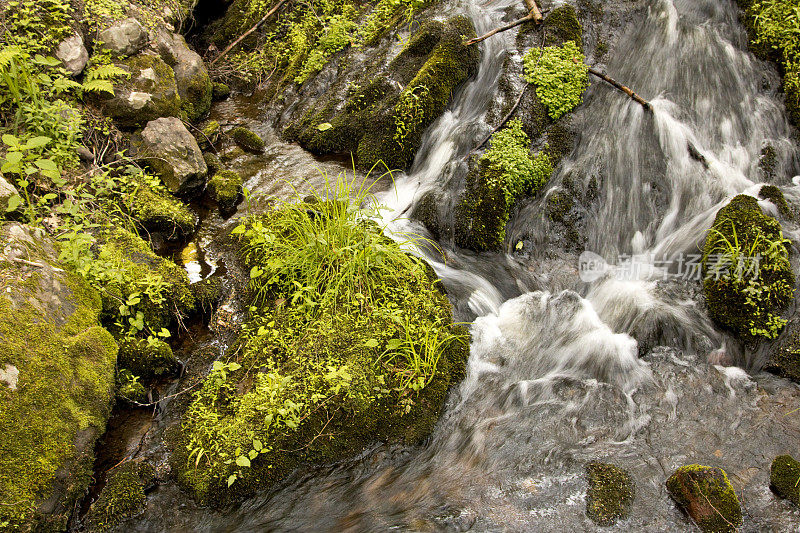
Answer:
[123,0,800,530]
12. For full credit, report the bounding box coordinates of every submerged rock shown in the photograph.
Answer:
[101,54,181,128]
[56,33,89,76]
[152,29,213,121]
[136,117,208,195]
[0,224,117,530]
[585,462,635,526]
[770,454,800,506]
[229,126,265,153]
[666,465,742,532]
[98,17,149,57]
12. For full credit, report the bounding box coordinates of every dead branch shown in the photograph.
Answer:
[587,66,651,111]
[210,0,290,67]
[464,0,542,46]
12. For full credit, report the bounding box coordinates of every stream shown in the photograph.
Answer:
[118,0,800,530]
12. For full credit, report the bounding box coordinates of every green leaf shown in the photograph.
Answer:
[2,134,20,147]
[385,338,403,350]
[227,474,237,487]
[235,456,251,468]
[228,362,242,371]
[317,122,333,131]
[34,158,58,171]
[24,136,52,150]
[231,224,246,235]
[5,194,22,212]
[364,338,379,348]
[253,439,263,452]
[248,449,258,460]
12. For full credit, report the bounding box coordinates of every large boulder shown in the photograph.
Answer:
[101,54,181,129]
[136,117,207,195]
[666,465,742,533]
[98,17,149,57]
[55,33,89,76]
[153,30,212,122]
[0,224,118,531]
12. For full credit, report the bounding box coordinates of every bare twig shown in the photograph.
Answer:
[463,0,542,46]
[587,66,652,111]
[210,0,290,67]
[10,257,64,272]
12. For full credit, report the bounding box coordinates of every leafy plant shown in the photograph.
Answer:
[523,40,589,120]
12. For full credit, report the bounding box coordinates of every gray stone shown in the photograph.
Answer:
[98,17,149,57]
[0,172,19,212]
[152,30,212,121]
[55,34,89,76]
[0,364,18,391]
[138,117,207,195]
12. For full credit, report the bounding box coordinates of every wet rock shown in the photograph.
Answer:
[585,462,635,526]
[55,33,88,76]
[770,454,800,505]
[86,461,153,530]
[98,17,149,57]
[101,54,181,128]
[0,223,117,530]
[666,465,742,532]
[229,126,265,153]
[192,276,224,313]
[118,337,179,379]
[136,117,207,195]
[766,316,800,383]
[208,169,243,213]
[152,29,212,121]
[212,82,231,100]
[759,184,792,218]
[195,120,221,151]
[203,151,222,174]
[0,172,20,212]
[127,181,197,240]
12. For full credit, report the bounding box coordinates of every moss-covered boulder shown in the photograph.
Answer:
[136,117,208,195]
[127,181,197,240]
[454,119,553,251]
[229,126,265,153]
[118,337,179,379]
[153,29,213,122]
[117,370,148,404]
[666,465,742,533]
[174,195,469,505]
[0,224,118,531]
[208,169,243,213]
[759,184,792,218]
[100,54,182,129]
[85,461,154,531]
[286,16,479,171]
[192,276,223,313]
[585,463,635,526]
[701,195,794,344]
[212,82,231,101]
[770,454,800,506]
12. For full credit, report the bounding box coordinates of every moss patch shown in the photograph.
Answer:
[585,463,635,526]
[229,126,265,153]
[758,184,792,218]
[701,194,794,344]
[127,182,197,240]
[208,169,243,213]
[770,454,800,506]
[666,464,742,533]
[118,337,179,379]
[85,461,151,531]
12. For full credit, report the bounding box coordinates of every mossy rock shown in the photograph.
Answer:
[97,228,196,334]
[192,276,223,313]
[208,169,243,213]
[85,461,151,531]
[229,126,265,153]
[766,316,800,383]
[770,454,800,506]
[585,463,635,526]
[127,182,197,240]
[543,5,583,48]
[196,120,221,151]
[118,372,148,404]
[287,16,479,172]
[758,184,791,218]
[203,151,223,175]
[701,195,794,344]
[173,204,470,506]
[212,82,231,100]
[101,54,182,129]
[666,464,742,533]
[118,337,179,379]
[0,224,118,530]
[454,159,510,251]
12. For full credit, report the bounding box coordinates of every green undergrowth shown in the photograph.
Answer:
[455,119,553,251]
[175,171,469,504]
[702,194,794,344]
[523,40,589,120]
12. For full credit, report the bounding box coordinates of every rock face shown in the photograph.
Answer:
[0,224,118,531]
[137,117,207,195]
[585,463,635,526]
[98,17,149,57]
[666,465,743,532]
[153,30,212,121]
[102,54,181,128]
[0,171,19,212]
[770,455,800,505]
[55,33,89,76]
[766,316,800,383]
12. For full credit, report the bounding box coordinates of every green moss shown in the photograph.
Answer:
[758,184,791,218]
[0,228,117,530]
[543,5,583,49]
[547,190,574,223]
[118,337,179,379]
[212,82,231,100]
[766,319,800,382]
[701,195,794,344]
[127,182,197,240]
[759,144,777,180]
[85,462,148,531]
[117,370,148,403]
[455,119,553,251]
[585,463,635,526]
[196,120,221,151]
[174,198,469,505]
[770,454,800,506]
[192,276,223,313]
[666,465,742,533]
[181,67,213,123]
[595,40,608,58]
[229,126,265,153]
[208,169,243,213]
[203,152,223,175]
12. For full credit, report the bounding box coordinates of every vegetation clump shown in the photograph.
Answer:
[118,337,179,379]
[701,194,794,343]
[208,169,243,213]
[666,465,742,533]
[229,126,265,153]
[86,461,153,531]
[175,172,468,504]
[770,454,800,506]
[523,40,589,120]
[455,119,553,251]
[585,463,635,526]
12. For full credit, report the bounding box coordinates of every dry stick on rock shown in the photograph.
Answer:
[210,0,290,67]
[587,66,652,111]
[464,0,543,46]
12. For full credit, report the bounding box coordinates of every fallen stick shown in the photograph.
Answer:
[464,0,542,46]
[210,0,289,67]
[587,66,651,111]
